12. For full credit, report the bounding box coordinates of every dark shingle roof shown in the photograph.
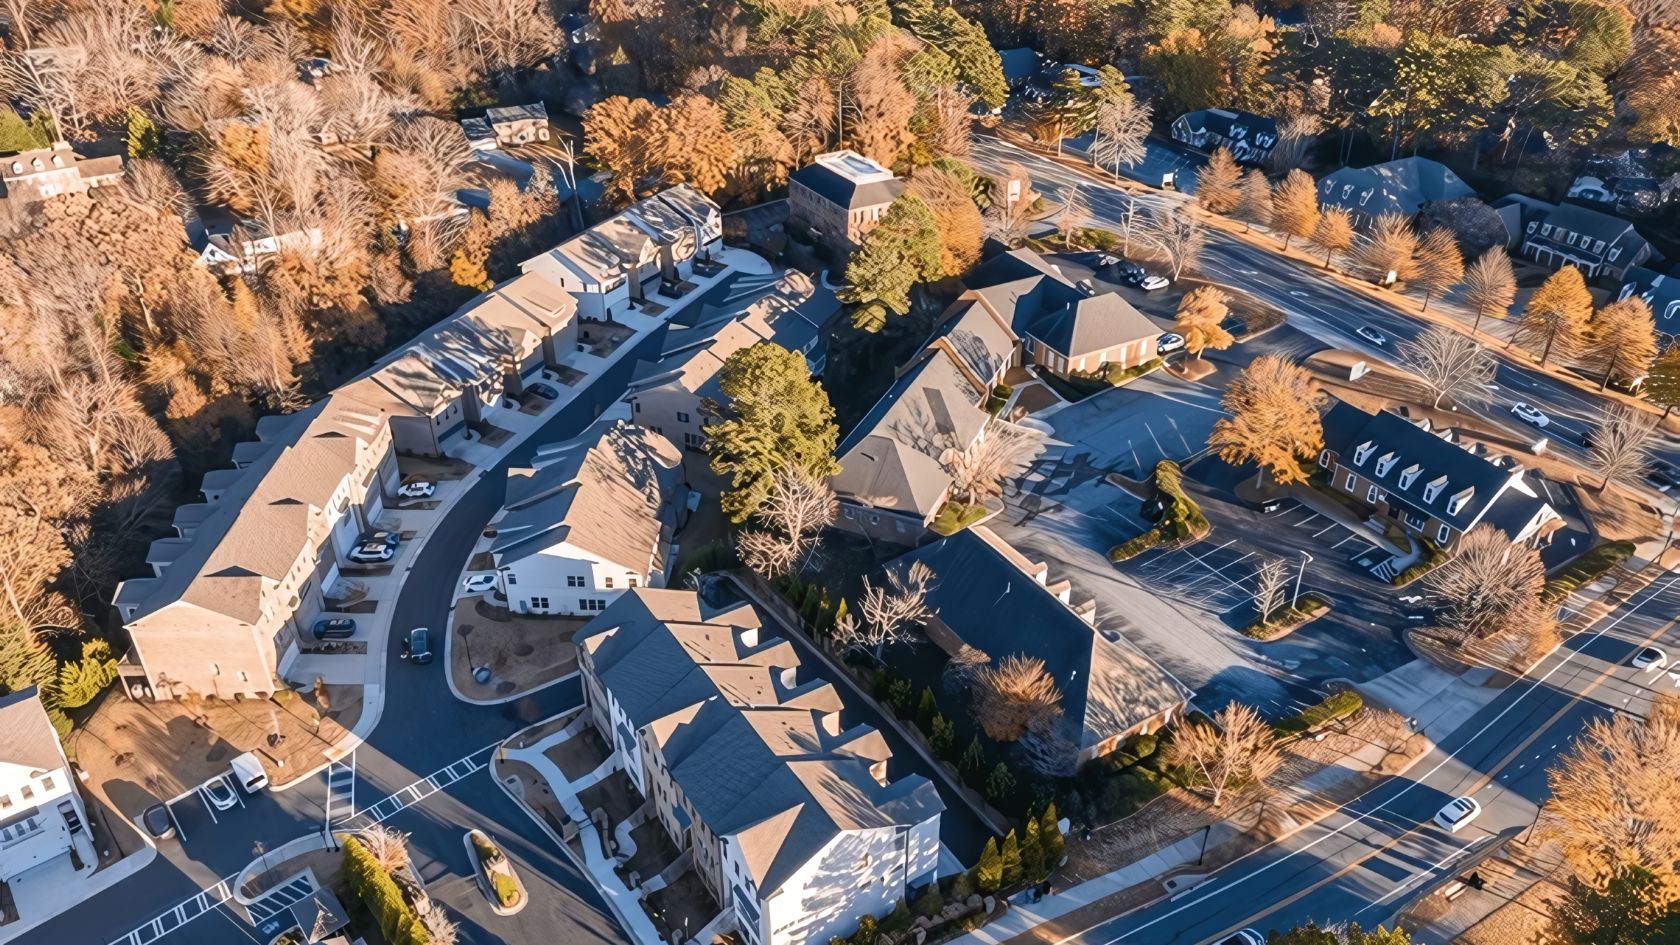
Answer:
[788,162,904,210]
[1620,266,1680,335]
[1316,158,1475,218]
[966,250,1157,358]
[887,531,1190,751]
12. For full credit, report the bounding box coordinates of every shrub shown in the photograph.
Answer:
[1544,540,1637,602]
[852,914,878,945]
[883,898,912,932]
[947,868,975,902]
[929,714,956,759]
[1000,829,1022,886]
[1102,357,1163,386]
[1275,690,1364,736]
[493,872,520,907]
[1108,528,1164,561]
[888,678,914,717]
[985,763,1016,802]
[343,837,426,945]
[1391,540,1447,586]
[473,833,503,864]
[915,884,945,917]
[973,838,1002,894]
[960,736,987,783]
[1128,733,1159,760]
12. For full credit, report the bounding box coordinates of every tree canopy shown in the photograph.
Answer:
[707,344,842,523]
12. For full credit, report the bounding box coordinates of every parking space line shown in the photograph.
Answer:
[1332,534,1364,549]
[1311,522,1339,538]
[1292,512,1322,529]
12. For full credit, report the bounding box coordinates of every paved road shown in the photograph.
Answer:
[1042,571,1680,944]
[43,326,674,945]
[968,135,1680,475]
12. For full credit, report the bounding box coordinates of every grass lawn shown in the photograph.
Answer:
[930,500,988,536]
[1544,540,1637,601]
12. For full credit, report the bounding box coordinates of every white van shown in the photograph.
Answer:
[229,752,269,793]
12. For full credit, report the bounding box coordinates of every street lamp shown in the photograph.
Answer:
[1292,551,1314,608]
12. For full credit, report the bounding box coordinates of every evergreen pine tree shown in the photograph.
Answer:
[1041,802,1066,867]
[1019,815,1046,882]
[917,687,938,731]
[973,837,1002,893]
[960,735,986,783]
[985,763,1017,802]
[1000,829,1023,886]
[126,106,160,159]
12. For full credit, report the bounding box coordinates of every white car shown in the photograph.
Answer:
[1097,253,1120,268]
[1435,796,1482,833]
[1510,402,1551,428]
[463,573,499,593]
[1356,325,1387,346]
[1137,273,1170,291]
[202,775,239,811]
[347,542,396,564]
[1218,932,1265,945]
[397,480,436,499]
[229,752,269,794]
[1157,332,1186,354]
[1634,646,1667,670]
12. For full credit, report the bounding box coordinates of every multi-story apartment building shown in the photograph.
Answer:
[0,689,93,885]
[578,589,943,945]
[486,419,683,615]
[520,185,724,322]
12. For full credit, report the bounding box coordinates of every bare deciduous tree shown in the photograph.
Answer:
[945,425,1041,505]
[846,560,937,659]
[1349,213,1419,285]
[756,466,837,562]
[359,825,412,872]
[1251,558,1289,624]
[974,655,1064,742]
[738,528,799,579]
[1090,92,1151,177]
[1588,406,1658,492]
[1139,204,1205,280]
[1398,326,1496,409]
[415,898,460,945]
[1423,525,1547,644]
[1164,703,1282,807]
[1055,185,1088,250]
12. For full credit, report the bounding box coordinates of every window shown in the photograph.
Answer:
[506,572,517,585]
[604,577,614,589]
[40,776,52,792]
[843,507,855,520]
[1541,224,1553,237]
[1594,240,1606,254]
[567,575,585,587]
[634,401,641,413]
[19,785,32,801]
[580,598,608,611]
[628,578,638,587]
[1317,450,1331,468]
[530,596,550,609]
[1366,485,1380,503]
[1446,493,1469,516]
[1344,473,1356,490]
[676,411,690,423]
[1437,524,1452,544]
[0,795,11,810]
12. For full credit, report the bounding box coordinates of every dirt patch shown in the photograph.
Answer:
[475,423,513,447]
[72,685,362,820]
[450,597,582,701]
[578,770,643,825]
[641,870,719,942]
[1168,358,1218,382]
[1013,381,1062,414]
[578,321,636,358]
[544,727,610,782]
[618,819,681,884]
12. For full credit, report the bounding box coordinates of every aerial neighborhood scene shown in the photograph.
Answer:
[4,1,1680,944]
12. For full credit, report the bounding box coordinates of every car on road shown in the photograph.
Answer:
[1076,279,1098,296]
[1096,253,1120,268]
[1355,325,1388,346]
[402,627,434,665]
[1510,402,1551,428]
[1435,796,1482,833]
[230,752,269,793]
[203,775,238,811]
[462,573,498,594]
[528,382,561,400]
[1645,460,1680,493]
[312,617,357,640]
[347,542,395,564]
[1157,332,1185,354]
[397,480,435,499]
[1634,646,1667,670]
[142,803,176,841]
[1217,931,1265,945]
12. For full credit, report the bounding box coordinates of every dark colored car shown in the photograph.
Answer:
[529,382,561,401]
[1645,459,1680,493]
[312,617,357,640]
[401,627,434,665]
[142,803,176,841]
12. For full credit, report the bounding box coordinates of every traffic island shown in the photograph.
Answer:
[465,829,528,916]
[1241,593,1333,641]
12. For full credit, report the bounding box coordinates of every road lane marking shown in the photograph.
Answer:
[1076,572,1680,945]
[1352,836,1487,918]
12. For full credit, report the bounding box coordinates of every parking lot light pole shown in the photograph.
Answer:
[1293,551,1313,608]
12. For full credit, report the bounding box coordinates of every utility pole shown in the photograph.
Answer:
[1292,551,1313,608]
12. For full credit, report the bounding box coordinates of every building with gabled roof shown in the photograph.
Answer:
[964,248,1162,378]
[577,589,942,945]
[1316,158,1475,224]
[1170,108,1278,164]
[1494,196,1653,282]
[0,141,123,203]
[788,150,906,252]
[0,688,93,886]
[1618,266,1680,342]
[882,528,1191,768]
[1318,400,1561,550]
[486,418,683,615]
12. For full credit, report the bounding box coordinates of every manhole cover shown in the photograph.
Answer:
[514,644,535,657]
[495,680,517,695]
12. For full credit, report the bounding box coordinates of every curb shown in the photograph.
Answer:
[464,829,529,917]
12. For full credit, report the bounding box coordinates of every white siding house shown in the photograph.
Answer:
[0,690,92,885]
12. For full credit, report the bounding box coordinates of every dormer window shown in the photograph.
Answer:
[1541,223,1552,236]
[1352,441,1376,466]
[1446,488,1474,516]
[1374,452,1398,477]
[1397,464,1422,490]
[1422,476,1448,504]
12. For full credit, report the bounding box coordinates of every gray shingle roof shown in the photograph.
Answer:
[0,689,66,775]
[1316,158,1475,218]
[579,590,943,893]
[788,162,905,210]
[886,530,1191,752]
[967,250,1157,359]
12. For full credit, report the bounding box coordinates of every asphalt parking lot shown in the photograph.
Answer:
[1039,374,1228,478]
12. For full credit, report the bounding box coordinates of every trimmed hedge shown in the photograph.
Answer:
[1275,690,1364,737]
[1102,358,1163,387]
[344,837,428,945]
[1108,461,1209,560]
